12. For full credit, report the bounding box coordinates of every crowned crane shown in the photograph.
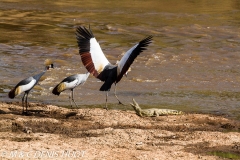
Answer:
[52,72,90,107]
[76,26,152,109]
[8,59,54,114]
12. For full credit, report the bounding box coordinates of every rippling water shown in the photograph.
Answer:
[1,0,240,119]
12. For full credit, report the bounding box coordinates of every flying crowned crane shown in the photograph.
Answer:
[76,26,152,109]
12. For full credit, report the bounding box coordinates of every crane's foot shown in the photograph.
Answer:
[104,106,108,110]
[73,104,79,108]
[22,111,30,116]
[118,101,124,105]
[72,100,78,108]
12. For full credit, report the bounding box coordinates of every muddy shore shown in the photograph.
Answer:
[0,102,240,160]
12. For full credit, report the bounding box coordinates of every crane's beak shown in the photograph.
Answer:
[50,64,54,69]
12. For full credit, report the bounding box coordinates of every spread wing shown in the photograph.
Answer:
[116,36,153,83]
[76,26,110,78]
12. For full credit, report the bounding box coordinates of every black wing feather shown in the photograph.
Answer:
[61,75,77,83]
[116,35,153,83]
[76,26,100,77]
[76,26,94,53]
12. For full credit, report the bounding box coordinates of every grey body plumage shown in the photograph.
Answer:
[52,72,90,107]
[8,61,54,114]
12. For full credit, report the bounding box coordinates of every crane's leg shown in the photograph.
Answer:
[22,93,26,113]
[25,92,29,113]
[69,91,73,107]
[114,83,123,105]
[104,91,109,110]
[72,89,78,108]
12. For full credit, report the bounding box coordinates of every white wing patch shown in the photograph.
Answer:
[90,38,110,72]
[118,44,138,73]
[19,79,36,93]
[64,79,79,90]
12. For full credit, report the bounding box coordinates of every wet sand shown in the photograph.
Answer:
[0,102,239,160]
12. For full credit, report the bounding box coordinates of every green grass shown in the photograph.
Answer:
[208,151,240,159]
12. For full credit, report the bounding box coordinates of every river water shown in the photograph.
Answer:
[1,0,240,119]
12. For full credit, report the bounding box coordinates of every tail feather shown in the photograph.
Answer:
[52,86,61,95]
[8,86,21,99]
[99,80,113,91]
[8,88,16,99]
[52,83,66,96]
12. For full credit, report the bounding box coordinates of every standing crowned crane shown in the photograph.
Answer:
[52,72,90,107]
[8,59,54,114]
[76,26,153,109]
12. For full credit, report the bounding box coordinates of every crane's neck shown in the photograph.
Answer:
[32,70,46,83]
[32,65,53,84]
[81,72,90,82]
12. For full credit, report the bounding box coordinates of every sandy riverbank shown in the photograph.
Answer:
[0,102,239,160]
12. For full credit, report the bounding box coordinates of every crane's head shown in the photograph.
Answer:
[44,59,54,70]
